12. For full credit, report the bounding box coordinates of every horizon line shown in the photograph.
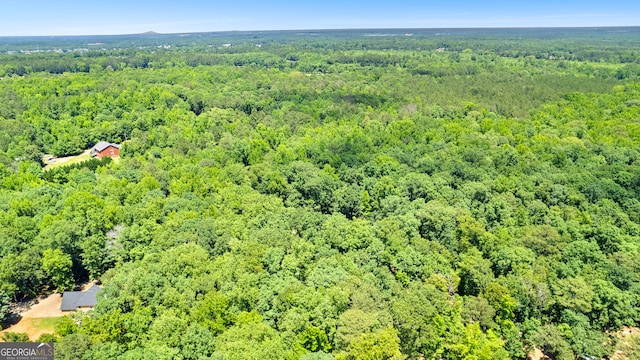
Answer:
[1,25,639,38]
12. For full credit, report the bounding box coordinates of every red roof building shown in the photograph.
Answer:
[91,142,121,159]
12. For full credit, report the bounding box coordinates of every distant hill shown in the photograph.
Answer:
[141,31,159,35]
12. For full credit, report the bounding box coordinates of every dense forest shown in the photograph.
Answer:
[1,27,640,359]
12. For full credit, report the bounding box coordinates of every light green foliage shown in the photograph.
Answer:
[481,282,516,321]
[1,332,29,342]
[461,296,496,330]
[306,257,348,288]
[148,313,188,348]
[191,291,234,334]
[552,277,594,314]
[335,309,379,350]
[345,327,404,360]
[80,234,112,279]
[36,333,58,342]
[41,248,74,291]
[214,320,294,360]
[299,325,332,352]
[391,282,455,357]
[301,351,335,360]
[55,315,80,336]
[445,323,508,360]
[180,324,217,360]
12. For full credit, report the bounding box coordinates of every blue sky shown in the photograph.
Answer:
[1,0,639,36]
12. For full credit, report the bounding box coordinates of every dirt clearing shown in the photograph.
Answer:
[0,293,64,341]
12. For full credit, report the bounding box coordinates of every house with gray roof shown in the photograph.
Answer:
[60,284,102,312]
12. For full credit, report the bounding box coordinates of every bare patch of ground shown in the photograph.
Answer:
[611,327,640,360]
[527,347,548,360]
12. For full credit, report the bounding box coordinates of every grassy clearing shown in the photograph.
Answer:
[31,317,62,330]
[43,150,92,170]
[0,317,64,341]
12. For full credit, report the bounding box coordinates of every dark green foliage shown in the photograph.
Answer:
[56,333,91,360]
[531,325,575,360]
[41,157,112,183]
[0,290,9,323]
